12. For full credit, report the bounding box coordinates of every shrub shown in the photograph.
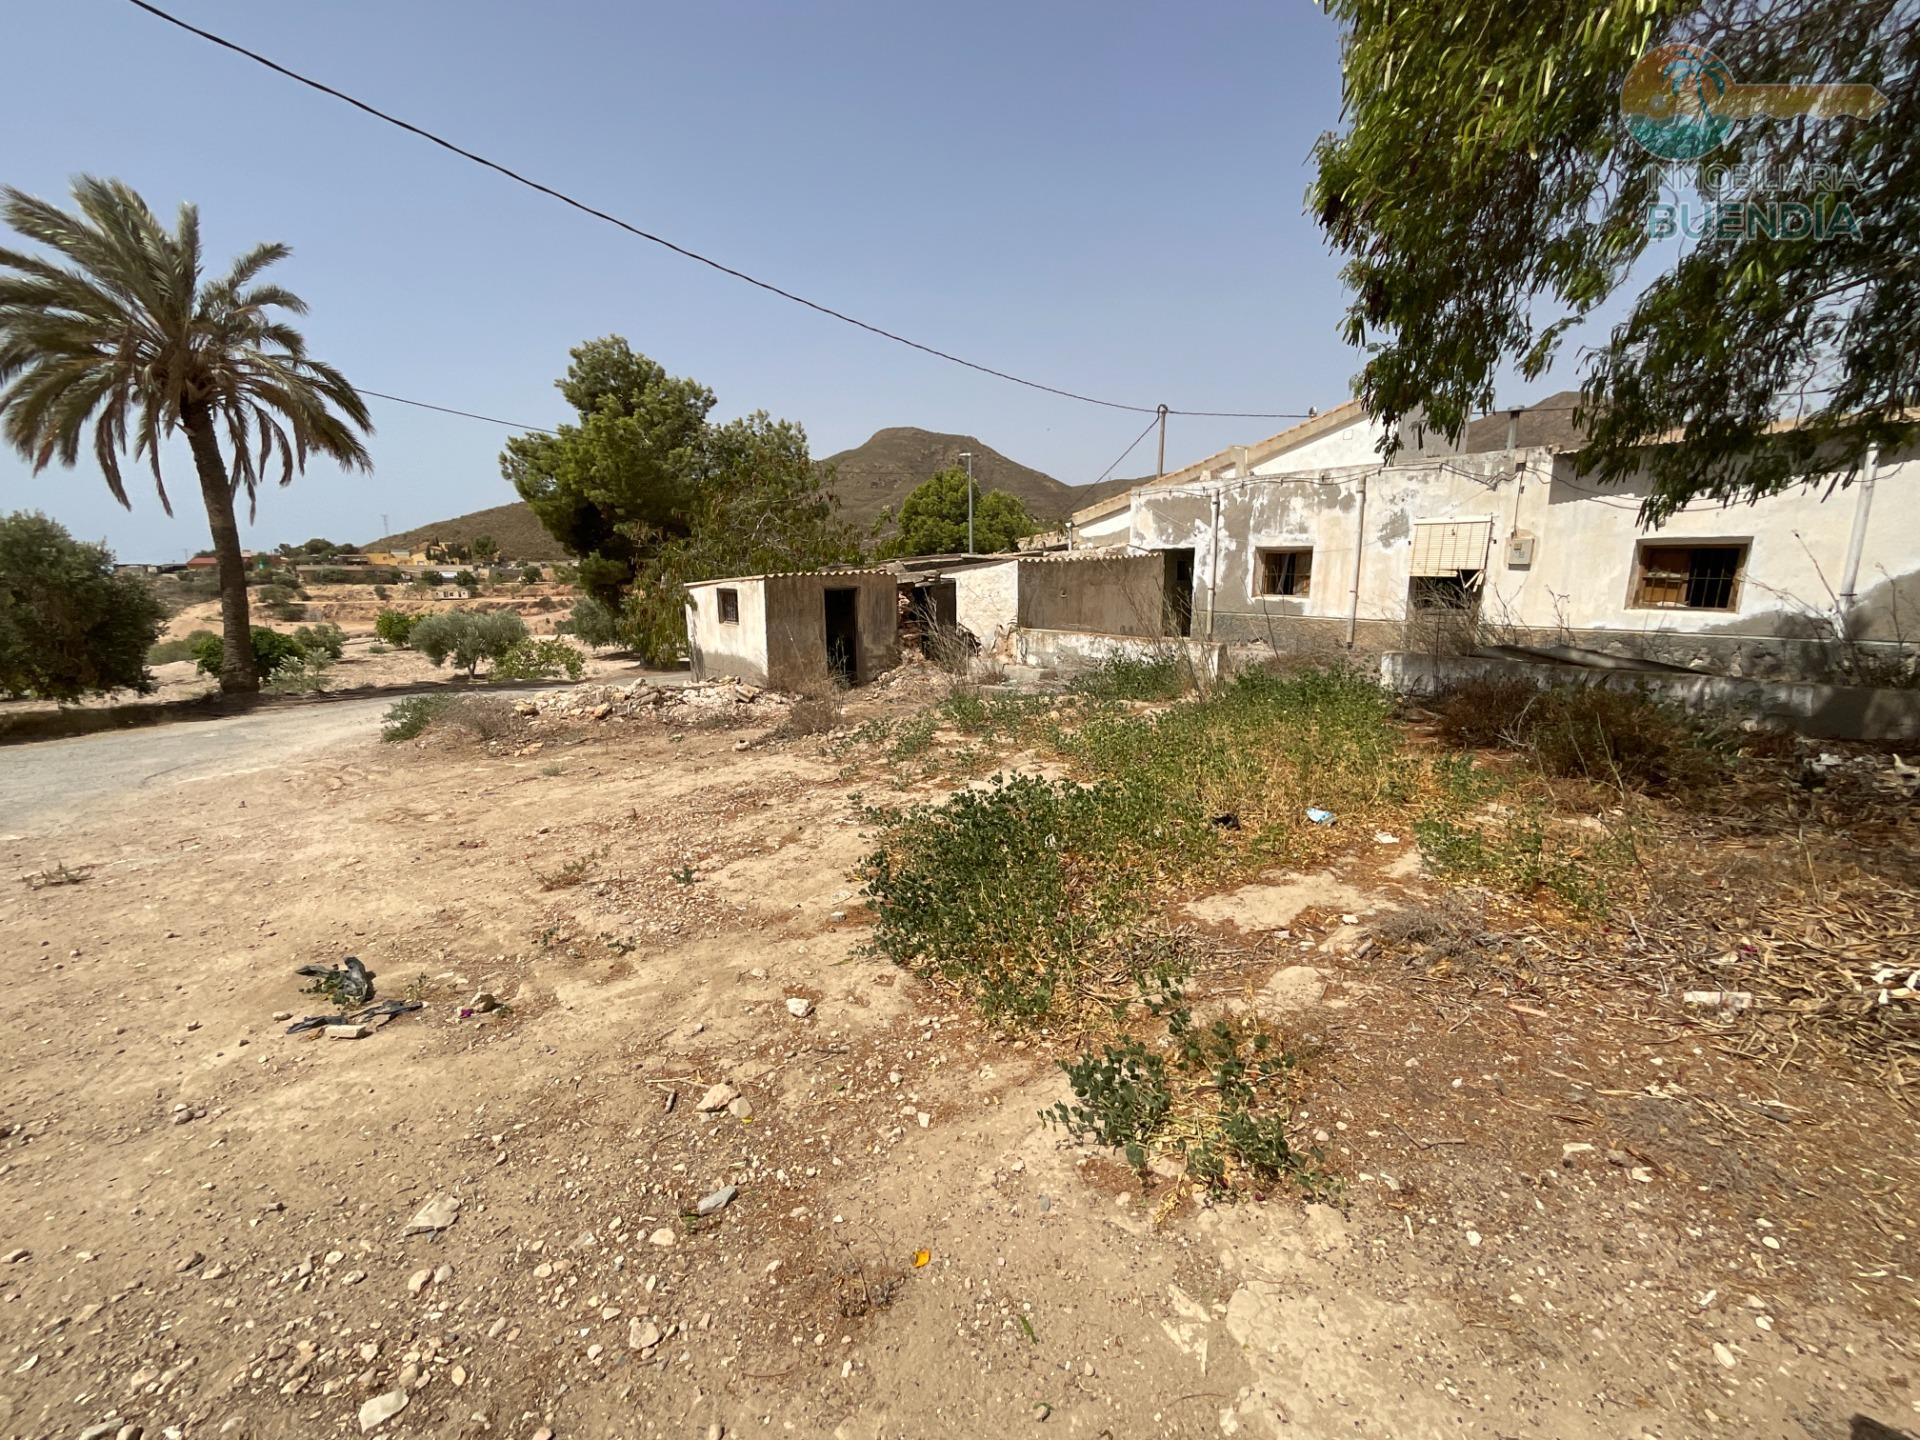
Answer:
[258,582,304,620]
[149,629,218,666]
[1432,676,1728,793]
[438,694,520,741]
[381,694,448,741]
[560,594,622,649]
[264,654,332,695]
[374,608,426,646]
[453,569,479,594]
[520,564,542,584]
[492,637,586,682]
[292,623,346,660]
[373,584,389,601]
[778,693,841,736]
[0,512,168,700]
[192,627,305,680]
[408,608,528,676]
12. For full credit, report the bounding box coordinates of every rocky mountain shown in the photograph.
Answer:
[363,429,1139,556]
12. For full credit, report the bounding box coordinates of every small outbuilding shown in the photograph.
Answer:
[684,569,900,689]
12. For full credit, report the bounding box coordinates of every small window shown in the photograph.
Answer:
[1256,547,1312,598]
[1631,543,1747,611]
[716,587,740,624]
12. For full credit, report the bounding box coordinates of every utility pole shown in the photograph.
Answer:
[960,453,975,556]
[380,513,389,538]
[1155,404,1168,480]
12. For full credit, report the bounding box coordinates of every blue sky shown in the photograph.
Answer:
[5,0,1580,560]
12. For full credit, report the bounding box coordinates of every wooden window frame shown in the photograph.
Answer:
[1254,546,1313,599]
[716,587,740,624]
[1627,540,1749,613]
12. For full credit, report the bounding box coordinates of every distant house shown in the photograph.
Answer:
[185,550,260,571]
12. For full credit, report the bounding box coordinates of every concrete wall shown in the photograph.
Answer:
[1014,628,1226,682]
[1122,447,1919,681]
[953,559,1021,653]
[1383,651,1920,742]
[760,572,899,689]
[1015,555,1167,637]
[686,578,771,684]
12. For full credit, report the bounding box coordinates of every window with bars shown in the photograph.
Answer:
[1630,543,1747,611]
[1256,547,1312,598]
[717,587,740,624]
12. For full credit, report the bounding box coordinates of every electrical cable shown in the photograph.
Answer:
[1090,413,1164,488]
[124,0,1308,422]
[357,389,554,434]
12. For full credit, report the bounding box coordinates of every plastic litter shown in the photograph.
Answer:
[286,998,423,1035]
[1305,807,1336,825]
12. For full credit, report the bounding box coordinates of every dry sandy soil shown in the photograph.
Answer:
[0,674,1915,1440]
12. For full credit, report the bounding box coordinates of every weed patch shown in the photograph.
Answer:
[1069,653,1188,702]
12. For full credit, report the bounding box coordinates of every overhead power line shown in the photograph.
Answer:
[124,0,1309,423]
[358,389,554,434]
[1091,413,1164,487]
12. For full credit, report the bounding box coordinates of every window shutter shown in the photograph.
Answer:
[1409,520,1492,576]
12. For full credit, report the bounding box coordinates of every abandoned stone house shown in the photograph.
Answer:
[683,569,899,688]
[1052,392,1918,681]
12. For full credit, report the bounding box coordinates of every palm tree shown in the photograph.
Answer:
[0,177,372,692]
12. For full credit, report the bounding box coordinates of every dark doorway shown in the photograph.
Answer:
[1162,548,1195,637]
[823,587,859,684]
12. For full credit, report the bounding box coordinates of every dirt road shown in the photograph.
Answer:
[0,685,1914,1440]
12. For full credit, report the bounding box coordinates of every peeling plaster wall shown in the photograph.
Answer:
[1248,419,1383,475]
[1121,447,1920,679]
[685,578,771,685]
[952,559,1021,652]
[1015,556,1167,637]
[1069,509,1132,549]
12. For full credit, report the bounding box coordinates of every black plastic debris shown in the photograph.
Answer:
[285,998,423,1036]
[1210,812,1242,830]
[295,956,375,1005]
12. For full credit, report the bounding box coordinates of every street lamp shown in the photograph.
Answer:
[958,451,974,555]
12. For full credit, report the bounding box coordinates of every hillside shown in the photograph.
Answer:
[364,500,569,561]
[363,430,1141,557]
[817,427,1134,530]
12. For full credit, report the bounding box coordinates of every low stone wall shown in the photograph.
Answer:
[1012,628,1226,682]
[1381,651,1920,742]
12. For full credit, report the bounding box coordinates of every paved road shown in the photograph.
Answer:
[0,670,689,830]
[0,695,400,830]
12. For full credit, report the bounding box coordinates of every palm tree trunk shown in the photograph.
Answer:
[182,400,259,694]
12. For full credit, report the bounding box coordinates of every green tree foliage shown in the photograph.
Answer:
[1311,0,1916,522]
[0,511,165,700]
[502,337,714,607]
[561,594,622,649]
[619,411,864,663]
[0,178,372,690]
[374,608,425,646]
[408,609,528,677]
[190,626,305,680]
[470,536,499,564]
[888,467,1038,556]
[492,636,586,681]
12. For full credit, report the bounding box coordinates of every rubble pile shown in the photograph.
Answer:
[519,677,790,725]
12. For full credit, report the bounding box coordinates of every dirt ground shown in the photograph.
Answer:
[0,674,1915,1440]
